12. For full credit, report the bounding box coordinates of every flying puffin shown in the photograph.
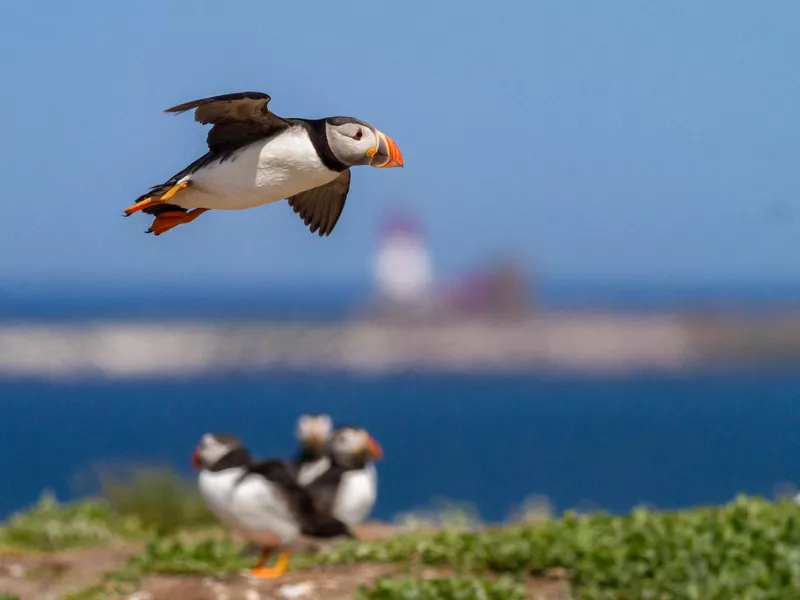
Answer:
[192,433,351,579]
[124,91,404,236]
[289,414,333,486]
[304,426,383,529]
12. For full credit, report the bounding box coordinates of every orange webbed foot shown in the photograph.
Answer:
[146,208,209,236]
[249,548,290,579]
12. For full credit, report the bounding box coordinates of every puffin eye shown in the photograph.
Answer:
[353,129,363,141]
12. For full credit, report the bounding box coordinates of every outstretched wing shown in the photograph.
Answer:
[164,91,291,156]
[287,170,352,237]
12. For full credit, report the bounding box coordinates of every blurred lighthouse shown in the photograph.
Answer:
[371,213,434,314]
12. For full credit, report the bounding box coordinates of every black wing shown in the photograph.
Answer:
[164,91,291,156]
[287,170,352,236]
[303,464,346,516]
[247,459,303,489]
[246,460,351,539]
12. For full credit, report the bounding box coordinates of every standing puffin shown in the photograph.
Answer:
[192,433,350,579]
[124,91,404,236]
[289,414,334,486]
[304,426,383,529]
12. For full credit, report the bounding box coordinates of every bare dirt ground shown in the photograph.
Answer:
[0,542,142,599]
[0,524,571,600]
[136,565,569,600]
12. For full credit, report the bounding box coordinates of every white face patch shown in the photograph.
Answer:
[201,434,235,466]
[296,414,333,445]
[326,121,379,167]
[331,428,368,461]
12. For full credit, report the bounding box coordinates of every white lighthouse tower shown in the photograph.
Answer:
[372,214,434,312]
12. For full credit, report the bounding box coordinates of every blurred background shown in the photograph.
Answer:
[2,1,800,524]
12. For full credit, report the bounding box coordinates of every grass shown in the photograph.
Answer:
[100,495,800,598]
[6,488,800,599]
[0,491,144,552]
[128,536,252,577]
[307,495,800,599]
[97,464,215,534]
[0,467,215,553]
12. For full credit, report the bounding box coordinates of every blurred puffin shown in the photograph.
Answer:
[290,413,333,486]
[123,91,404,236]
[304,426,383,529]
[192,433,350,579]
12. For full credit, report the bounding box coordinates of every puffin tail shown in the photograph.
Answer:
[123,153,213,218]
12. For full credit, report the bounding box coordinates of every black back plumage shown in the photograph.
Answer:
[134,91,354,235]
[245,459,352,539]
[287,170,351,236]
[302,464,348,516]
[165,92,291,159]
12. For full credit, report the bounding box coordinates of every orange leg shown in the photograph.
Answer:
[147,208,209,236]
[124,181,190,217]
[250,547,290,579]
[123,197,160,217]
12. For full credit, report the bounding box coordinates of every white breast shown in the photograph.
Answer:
[332,464,378,528]
[297,457,331,486]
[198,469,300,546]
[198,468,245,528]
[172,127,339,211]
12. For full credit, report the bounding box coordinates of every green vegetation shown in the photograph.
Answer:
[97,465,214,534]
[311,495,800,599]
[128,536,251,577]
[0,491,143,552]
[5,489,800,599]
[357,576,527,600]
[0,467,216,552]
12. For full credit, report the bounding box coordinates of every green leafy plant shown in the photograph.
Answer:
[97,465,215,534]
[128,536,252,577]
[0,491,143,552]
[22,493,800,599]
[311,496,800,599]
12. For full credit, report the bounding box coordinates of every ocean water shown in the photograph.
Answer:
[2,372,799,522]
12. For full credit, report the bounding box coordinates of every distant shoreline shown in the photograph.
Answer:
[1,312,798,379]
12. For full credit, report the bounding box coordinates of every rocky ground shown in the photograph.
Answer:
[0,524,570,600]
[132,566,568,600]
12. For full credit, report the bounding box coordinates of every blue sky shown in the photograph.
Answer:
[2,1,800,288]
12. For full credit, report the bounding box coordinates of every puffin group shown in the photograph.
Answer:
[125,91,403,236]
[192,414,382,579]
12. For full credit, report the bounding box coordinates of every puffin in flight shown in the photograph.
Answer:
[192,433,350,579]
[124,91,404,236]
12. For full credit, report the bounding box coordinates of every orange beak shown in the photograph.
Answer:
[365,435,383,461]
[372,131,404,168]
[191,447,202,469]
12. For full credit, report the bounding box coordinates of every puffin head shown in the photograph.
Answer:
[324,117,403,169]
[327,426,383,469]
[295,413,334,455]
[191,433,249,470]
